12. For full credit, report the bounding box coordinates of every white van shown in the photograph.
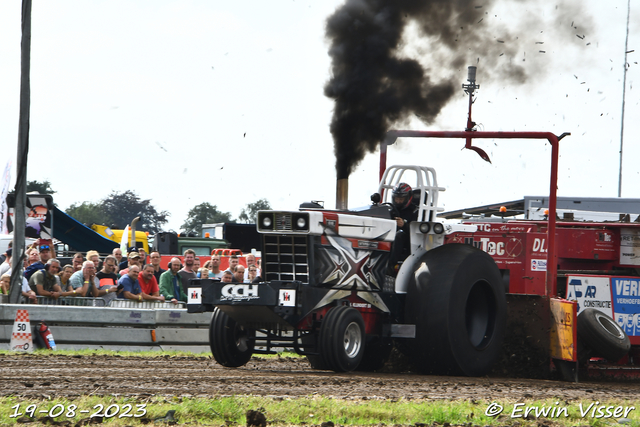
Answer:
[0,234,37,255]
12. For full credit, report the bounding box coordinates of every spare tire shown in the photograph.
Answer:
[577,308,630,362]
[404,243,507,376]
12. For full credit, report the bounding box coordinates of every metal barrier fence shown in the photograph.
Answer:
[109,299,186,309]
[35,296,107,307]
[0,301,212,352]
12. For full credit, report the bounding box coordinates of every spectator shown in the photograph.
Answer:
[29,258,63,299]
[227,255,239,273]
[117,265,144,301]
[4,268,37,303]
[208,254,223,279]
[0,272,9,294]
[112,247,124,266]
[0,248,12,277]
[38,242,53,264]
[119,251,142,276]
[138,264,165,302]
[93,255,120,304]
[58,264,74,291]
[54,263,86,298]
[119,247,136,270]
[234,265,245,283]
[178,249,197,294]
[0,241,11,265]
[67,260,98,297]
[86,250,102,271]
[24,247,44,280]
[244,254,261,281]
[138,248,148,265]
[197,267,210,279]
[194,256,201,271]
[149,251,166,282]
[247,264,259,283]
[220,270,233,283]
[159,257,187,304]
[72,252,84,272]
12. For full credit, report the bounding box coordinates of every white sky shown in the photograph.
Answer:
[1,1,639,231]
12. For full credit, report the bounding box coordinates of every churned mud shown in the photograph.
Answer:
[0,354,637,402]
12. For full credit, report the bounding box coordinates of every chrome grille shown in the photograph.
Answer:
[264,235,309,283]
[275,213,292,231]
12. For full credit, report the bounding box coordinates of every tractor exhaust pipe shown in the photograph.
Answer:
[336,178,348,210]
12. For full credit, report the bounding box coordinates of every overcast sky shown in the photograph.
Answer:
[1,1,639,232]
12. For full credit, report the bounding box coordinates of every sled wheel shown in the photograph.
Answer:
[209,307,255,367]
[404,243,507,376]
[577,308,630,362]
[319,306,366,372]
[356,337,392,372]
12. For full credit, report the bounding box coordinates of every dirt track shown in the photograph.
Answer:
[1,354,639,403]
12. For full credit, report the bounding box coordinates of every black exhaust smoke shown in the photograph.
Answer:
[324,0,592,180]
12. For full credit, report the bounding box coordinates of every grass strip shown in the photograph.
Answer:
[0,396,638,426]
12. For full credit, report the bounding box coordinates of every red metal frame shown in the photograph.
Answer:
[380,129,566,297]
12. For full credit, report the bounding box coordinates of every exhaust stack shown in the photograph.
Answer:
[336,178,348,210]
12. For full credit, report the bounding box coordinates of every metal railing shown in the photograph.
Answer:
[35,296,107,307]
[109,299,186,309]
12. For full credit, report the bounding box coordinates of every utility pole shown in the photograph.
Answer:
[9,0,32,303]
[618,0,631,197]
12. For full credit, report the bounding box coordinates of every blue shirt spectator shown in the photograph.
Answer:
[118,265,143,301]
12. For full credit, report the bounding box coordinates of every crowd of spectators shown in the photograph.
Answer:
[0,241,262,306]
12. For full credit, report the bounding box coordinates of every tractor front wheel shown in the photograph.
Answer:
[319,306,366,372]
[209,308,255,367]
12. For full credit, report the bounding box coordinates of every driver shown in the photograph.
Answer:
[387,182,418,276]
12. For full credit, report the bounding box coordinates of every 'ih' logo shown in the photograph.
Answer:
[191,290,199,300]
[282,292,290,301]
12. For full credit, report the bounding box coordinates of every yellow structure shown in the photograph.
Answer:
[91,224,149,253]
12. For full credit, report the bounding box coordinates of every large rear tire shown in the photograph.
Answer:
[209,308,255,367]
[577,308,630,362]
[404,243,507,376]
[319,306,366,372]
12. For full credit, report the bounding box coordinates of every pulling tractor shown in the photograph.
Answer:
[188,67,637,379]
[188,164,509,375]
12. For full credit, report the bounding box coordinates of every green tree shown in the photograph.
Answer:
[181,202,234,235]
[8,179,56,198]
[238,198,271,223]
[26,180,56,195]
[100,190,169,234]
[66,201,107,226]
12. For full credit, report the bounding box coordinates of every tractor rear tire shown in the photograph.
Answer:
[577,308,630,362]
[404,243,507,376]
[319,306,366,372]
[209,308,255,367]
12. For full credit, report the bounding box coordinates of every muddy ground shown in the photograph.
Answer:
[1,354,638,403]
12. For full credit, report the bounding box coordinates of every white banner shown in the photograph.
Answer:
[0,161,12,235]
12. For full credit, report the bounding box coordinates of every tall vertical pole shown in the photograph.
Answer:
[618,0,631,197]
[9,0,32,303]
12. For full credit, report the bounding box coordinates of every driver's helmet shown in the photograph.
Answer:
[392,182,413,210]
